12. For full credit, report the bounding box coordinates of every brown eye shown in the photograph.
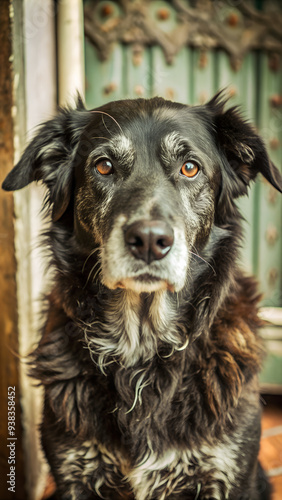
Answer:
[180,161,199,178]
[95,159,113,175]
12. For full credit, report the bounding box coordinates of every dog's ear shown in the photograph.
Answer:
[2,97,90,221]
[207,93,282,203]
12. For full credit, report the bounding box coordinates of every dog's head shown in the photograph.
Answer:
[3,94,282,294]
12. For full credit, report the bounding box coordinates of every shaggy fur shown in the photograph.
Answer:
[3,93,282,500]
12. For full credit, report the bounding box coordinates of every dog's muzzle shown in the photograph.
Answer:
[124,220,174,265]
[101,212,188,293]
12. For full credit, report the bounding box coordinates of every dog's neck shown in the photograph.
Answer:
[83,289,187,371]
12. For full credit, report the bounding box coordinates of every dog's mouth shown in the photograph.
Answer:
[115,273,175,293]
[135,273,161,283]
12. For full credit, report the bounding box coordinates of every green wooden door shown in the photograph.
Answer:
[83,0,282,390]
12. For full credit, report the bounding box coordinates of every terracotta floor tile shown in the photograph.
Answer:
[260,436,282,471]
[260,395,282,499]
[270,475,282,500]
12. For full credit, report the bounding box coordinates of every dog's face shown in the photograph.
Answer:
[74,101,222,293]
[3,95,282,294]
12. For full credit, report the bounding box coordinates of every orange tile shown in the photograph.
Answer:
[259,435,282,471]
[259,395,282,499]
[262,409,282,432]
[270,475,282,500]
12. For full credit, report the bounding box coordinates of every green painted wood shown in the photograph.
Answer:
[256,53,282,307]
[260,341,282,389]
[151,46,190,103]
[85,40,124,108]
[124,46,152,99]
[190,49,218,105]
[216,52,258,275]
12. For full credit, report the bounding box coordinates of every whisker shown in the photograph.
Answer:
[83,260,101,289]
[91,265,102,283]
[90,136,110,141]
[91,110,123,135]
[189,250,217,276]
[102,115,113,137]
[82,247,100,273]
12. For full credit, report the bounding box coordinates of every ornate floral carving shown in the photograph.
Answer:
[84,0,282,69]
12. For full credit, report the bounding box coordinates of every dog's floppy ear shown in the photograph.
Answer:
[207,92,282,204]
[2,97,90,221]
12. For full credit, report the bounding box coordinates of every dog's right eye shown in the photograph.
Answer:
[95,159,114,176]
[180,161,199,179]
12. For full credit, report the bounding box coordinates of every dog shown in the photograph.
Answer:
[3,92,282,499]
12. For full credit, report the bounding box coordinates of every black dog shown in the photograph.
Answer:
[3,93,282,499]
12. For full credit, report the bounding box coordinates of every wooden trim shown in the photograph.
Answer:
[260,384,282,395]
[0,0,26,498]
[259,307,282,327]
[14,1,57,497]
[58,0,85,106]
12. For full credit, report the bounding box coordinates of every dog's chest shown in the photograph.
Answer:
[79,350,240,498]
[73,290,253,498]
[128,443,241,500]
[59,436,240,500]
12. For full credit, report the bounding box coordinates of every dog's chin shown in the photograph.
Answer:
[105,274,176,294]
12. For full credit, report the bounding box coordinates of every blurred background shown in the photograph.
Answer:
[0,0,281,498]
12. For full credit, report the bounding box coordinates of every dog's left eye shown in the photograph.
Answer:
[180,161,199,179]
[95,159,114,176]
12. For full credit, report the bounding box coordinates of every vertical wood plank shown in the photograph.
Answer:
[256,53,282,307]
[58,0,85,106]
[124,46,152,99]
[85,41,124,108]
[19,1,57,498]
[217,51,258,275]
[149,0,188,102]
[0,1,26,498]
[190,49,218,105]
[152,46,190,103]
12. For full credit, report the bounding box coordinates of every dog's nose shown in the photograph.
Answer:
[124,220,174,264]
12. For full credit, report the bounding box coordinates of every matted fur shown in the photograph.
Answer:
[3,93,282,499]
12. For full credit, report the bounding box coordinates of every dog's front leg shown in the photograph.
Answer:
[41,411,132,500]
[42,436,132,500]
